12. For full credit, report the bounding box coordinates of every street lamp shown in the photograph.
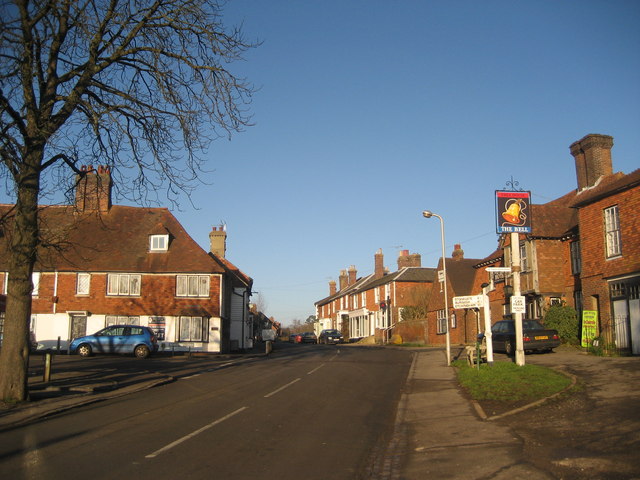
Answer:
[422,210,451,366]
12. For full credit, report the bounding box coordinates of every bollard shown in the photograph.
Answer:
[265,340,272,355]
[57,336,61,353]
[44,352,52,383]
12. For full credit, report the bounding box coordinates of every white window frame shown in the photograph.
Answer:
[32,272,41,296]
[520,243,529,272]
[604,205,621,258]
[107,274,141,296]
[179,316,206,342]
[77,273,91,295]
[176,275,210,297]
[436,309,447,335]
[150,234,169,252]
[106,315,140,326]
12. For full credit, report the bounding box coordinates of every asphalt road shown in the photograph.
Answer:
[1,344,413,480]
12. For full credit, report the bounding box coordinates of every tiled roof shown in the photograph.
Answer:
[525,170,640,239]
[0,204,225,274]
[572,169,640,207]
[530,203,578,239]
[474,248,503,268]
[445,258,482,297]
[211,254,253,287]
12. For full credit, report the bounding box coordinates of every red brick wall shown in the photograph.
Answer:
[30,272,222,317]
[532,239,566,294]
[578,185,640,329]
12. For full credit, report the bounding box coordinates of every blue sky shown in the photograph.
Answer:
[193,0,640,324]
[4,1,640,325]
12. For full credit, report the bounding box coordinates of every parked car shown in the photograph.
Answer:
[289,333,302,343]
[300,332,317,344]
[318,329,344,345]
[69,325,159,358]
[486,319,560,355]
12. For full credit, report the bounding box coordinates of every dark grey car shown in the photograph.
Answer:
[489,319,560,355]
[318,329,343,345]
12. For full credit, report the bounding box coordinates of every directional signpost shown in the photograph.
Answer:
[453,295,483,310]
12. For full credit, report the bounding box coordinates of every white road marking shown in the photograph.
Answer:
[307,364,325,375]
[264,378,301,398]
[145,407,248,458]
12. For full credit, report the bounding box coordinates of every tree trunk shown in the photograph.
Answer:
[0,159,41,403]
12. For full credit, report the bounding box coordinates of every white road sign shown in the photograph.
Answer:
[453,295,483,309]
[510,295,526,314]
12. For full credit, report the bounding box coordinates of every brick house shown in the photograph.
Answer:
[315,249,435,341]
[569,137,640,353]
[425,245,484,345]
[0,166,253,353]
[497,134,640,353]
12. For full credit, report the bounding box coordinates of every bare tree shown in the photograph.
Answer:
[0,0,257,402]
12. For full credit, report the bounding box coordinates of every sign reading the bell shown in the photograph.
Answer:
[510,295,526,314]
[495,191,532,234]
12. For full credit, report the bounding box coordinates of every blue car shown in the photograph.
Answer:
[69,325,159,358]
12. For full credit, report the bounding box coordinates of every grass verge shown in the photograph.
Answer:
[454,360,572,403]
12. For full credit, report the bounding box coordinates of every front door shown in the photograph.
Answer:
[70,314,87,342]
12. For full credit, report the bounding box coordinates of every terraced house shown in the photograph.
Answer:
[0,166,255,353]
[315,249,436,341]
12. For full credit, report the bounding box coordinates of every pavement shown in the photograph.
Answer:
[388,348,557,480]
[1,344,637,480]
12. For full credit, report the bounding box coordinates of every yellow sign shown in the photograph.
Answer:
[581,310,598,347]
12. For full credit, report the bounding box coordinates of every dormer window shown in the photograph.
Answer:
[150,234,169,252]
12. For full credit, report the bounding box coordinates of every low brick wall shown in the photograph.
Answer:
[391,319,428,344]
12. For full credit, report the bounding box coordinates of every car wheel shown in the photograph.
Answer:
[77,344,92,357]
[505,340,514,356]
[134,345,150,359]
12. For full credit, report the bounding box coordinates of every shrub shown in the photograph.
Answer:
[543,305,579,345]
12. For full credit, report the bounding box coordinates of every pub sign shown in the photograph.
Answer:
[495,190,532,234]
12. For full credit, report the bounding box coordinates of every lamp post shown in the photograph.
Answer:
[422,210,451,366]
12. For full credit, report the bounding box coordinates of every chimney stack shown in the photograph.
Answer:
[348,265,357,286]
[339,269,348,291]
[329,280,336,296]
[209,225,227,258]
[452,244,464,261]
[570,134,614,191]
[397,250,422,269]
[374,249,385,279]
[75,165,112,213]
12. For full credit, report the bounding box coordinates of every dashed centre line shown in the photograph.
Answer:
[264,378,301,398]
[146,407,248,458]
